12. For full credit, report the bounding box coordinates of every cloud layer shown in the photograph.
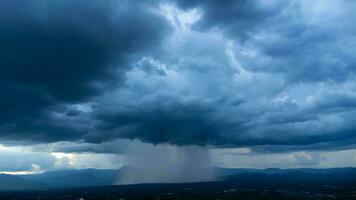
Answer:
[0,0,170,142]
[1,0,356,154]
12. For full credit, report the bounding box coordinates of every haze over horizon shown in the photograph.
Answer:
[1,0,356,183]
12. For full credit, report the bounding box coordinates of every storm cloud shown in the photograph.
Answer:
[174,0,356,83]
[1,0,356,154]
[0,0,170,142]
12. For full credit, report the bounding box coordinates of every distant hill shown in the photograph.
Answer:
[217,167,356,186]
[20,168,120,188]
[0,167,355,190]
[215,167,356,177]
[0,174,46,190]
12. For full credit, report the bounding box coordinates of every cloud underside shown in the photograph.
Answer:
[0,0,356,153]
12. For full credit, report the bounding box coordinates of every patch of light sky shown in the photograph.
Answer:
[160,3,201,31]
[1,142,356,174]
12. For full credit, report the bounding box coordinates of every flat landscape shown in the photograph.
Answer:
[1,182,355,200]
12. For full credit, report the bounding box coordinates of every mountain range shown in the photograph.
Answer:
[0,167,355,190]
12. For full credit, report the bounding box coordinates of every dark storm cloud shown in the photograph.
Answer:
[1,0,356,154]
[0,0,171,142]
[85,102,229,145]
[174,0,356,84]
[85,90,356,149]
[80,0,356,151]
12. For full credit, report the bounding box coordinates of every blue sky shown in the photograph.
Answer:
[0,0,356,174]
